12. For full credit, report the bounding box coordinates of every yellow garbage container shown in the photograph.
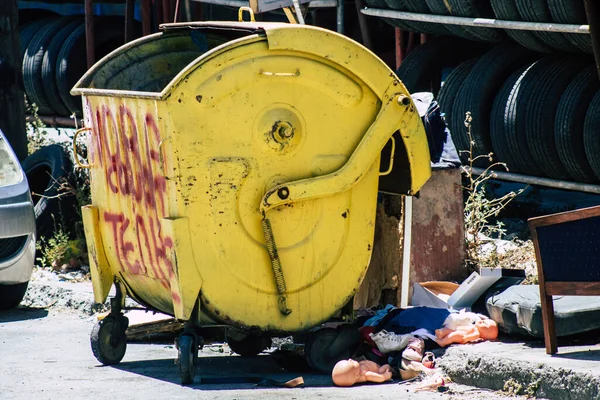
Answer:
[71,21,431,383]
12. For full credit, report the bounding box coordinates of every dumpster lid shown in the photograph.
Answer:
[160,21,289,35]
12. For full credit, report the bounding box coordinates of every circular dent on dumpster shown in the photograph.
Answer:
[254,103,305,156]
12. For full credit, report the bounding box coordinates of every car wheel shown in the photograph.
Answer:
[0,282,29,309]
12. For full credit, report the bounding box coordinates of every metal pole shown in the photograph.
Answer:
[394,28,402,69]
[584,0,600,83]
[141,0,152,36]
[125,0,135,42]
[184,0,192,21]
[336,0,344,34]
[26,115,84,128]
[85,0,95,69]
[291,0,306,24]
[360,8,590,34]
[471,167,600,195]
[355,0,372,49]
[400,195,412,308]
[174,0,180,22]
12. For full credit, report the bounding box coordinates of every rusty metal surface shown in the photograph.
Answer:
[408,168,466,291]
[84,0,95,69]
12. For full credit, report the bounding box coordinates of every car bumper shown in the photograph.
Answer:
[0,199,36,285]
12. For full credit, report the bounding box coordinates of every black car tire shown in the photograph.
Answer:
[547,0,592,53]
[20,145,77,239]
[515,0,578,53]
[396,37,488,96]
[584,92,600,180]
[489,64,531,173]
[426,0,483,40]
[446,0,502,42]
[555,66,599,182]
[23,17,75,116]
[437,58,478,157]
[490,0,554,53]
[41,19,83,116]
[0,282,29,310]
[451,45,539,165]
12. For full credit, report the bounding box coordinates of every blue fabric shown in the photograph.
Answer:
[363,304,397,327]
[382,307,451,335]
[425,102,461,171]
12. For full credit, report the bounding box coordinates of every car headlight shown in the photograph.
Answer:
[0,132,23,187]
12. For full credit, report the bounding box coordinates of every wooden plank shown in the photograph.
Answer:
[528,205,600,228]
[546,282,600,295]
[126,318,184,341]
[532,221,557,354]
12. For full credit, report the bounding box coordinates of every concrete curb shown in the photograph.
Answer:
[437,342,600,400]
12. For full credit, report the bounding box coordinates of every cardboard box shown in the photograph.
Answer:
[411,268,526,310]
[411,281,460,309]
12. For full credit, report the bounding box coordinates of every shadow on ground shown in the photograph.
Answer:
[0,306,48,323]
[551,349,600,361]
[113,354,333,390]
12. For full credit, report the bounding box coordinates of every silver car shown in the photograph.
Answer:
[0,130,36,309]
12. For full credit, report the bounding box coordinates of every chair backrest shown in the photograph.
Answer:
[529,205,600,354]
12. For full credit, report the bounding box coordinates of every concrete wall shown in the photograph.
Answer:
[355,168,466,309]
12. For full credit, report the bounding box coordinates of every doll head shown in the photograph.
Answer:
[475,318,498,340]
[332,359,361,387]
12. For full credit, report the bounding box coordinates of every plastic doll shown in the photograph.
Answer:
[435,317,498,347]
[331,358,393,387]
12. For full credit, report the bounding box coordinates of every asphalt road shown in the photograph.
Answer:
[1,307,527,400]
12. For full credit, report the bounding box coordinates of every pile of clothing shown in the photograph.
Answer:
[357,305,489,378]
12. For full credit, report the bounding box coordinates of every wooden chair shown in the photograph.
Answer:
[529,205,600,354]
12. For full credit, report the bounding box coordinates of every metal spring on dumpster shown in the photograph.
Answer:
[261,217,292,316]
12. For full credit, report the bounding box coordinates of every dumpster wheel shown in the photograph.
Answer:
[90,315,128,365]
[177,333,199,385]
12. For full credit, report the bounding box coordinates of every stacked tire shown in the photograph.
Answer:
[19,15,129,117]
[433,44,599,184]
[369,0,592,53]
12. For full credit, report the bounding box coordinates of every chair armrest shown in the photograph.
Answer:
[528,204,600,229]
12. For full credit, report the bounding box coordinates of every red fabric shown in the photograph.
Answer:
[359,326,376,347]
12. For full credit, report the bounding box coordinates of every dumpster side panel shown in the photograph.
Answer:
[84,96,179,314]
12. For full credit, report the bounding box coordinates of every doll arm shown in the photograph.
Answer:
[378,364,392,375]
[435,327,455,339]
[436,327,480,347]
[364,369,393,383]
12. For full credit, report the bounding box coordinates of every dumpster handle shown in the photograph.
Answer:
[158,137,172,176]
[260,69,300,77]
[238,7,256,22]
[379,135,395,177]
[259,87,415,214]
[73,127,92,169]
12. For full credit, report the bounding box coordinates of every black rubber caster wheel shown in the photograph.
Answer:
[178,334,198,385]
[90,315,128,365]
[305,327,358,374]
[226,330,272,357]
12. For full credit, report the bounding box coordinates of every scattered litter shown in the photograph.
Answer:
[414,373,449,392]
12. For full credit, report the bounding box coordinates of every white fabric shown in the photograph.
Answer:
[443,309,485,330]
